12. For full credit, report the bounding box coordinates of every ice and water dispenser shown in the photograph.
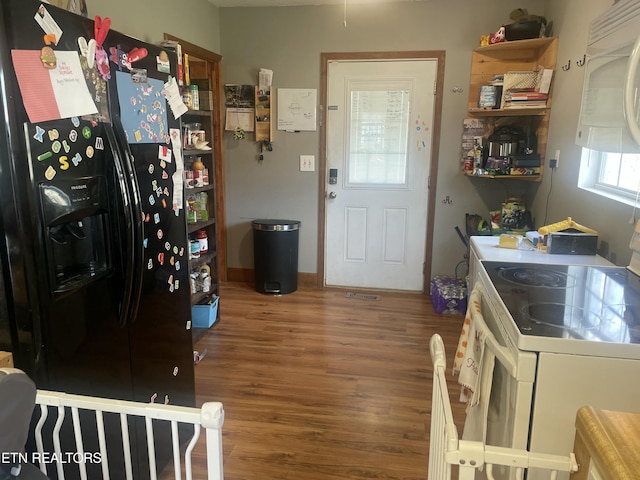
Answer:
[39,176,111,293]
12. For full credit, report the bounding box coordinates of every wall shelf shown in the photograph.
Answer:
[465,37,559,183]
[255,86,272,143]
[468,107,548,117]
[464,172,541,180]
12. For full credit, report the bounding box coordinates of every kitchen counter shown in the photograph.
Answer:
[470,235,614,266]
[572,406,640,479]
[468,235,614,292]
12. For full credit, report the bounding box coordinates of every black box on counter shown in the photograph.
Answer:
[509,154,541,167]
[547,232,598,255]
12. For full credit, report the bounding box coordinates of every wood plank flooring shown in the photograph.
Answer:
[190,282,467,480]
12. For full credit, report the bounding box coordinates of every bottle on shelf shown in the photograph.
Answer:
[192,157,205,187]
[188,84,200,110]
[196,229,208,254]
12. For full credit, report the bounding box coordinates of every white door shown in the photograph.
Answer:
[325,59,436,291]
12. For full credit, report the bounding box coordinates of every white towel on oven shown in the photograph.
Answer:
[453,286,485,401]
[462,347,495,444]
[453,286,496,443]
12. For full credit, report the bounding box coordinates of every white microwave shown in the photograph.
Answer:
[576,0,640,153]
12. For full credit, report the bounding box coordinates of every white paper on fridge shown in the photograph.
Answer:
[11,50,98,123]
[169,128,184,210]
[163,76,187,119]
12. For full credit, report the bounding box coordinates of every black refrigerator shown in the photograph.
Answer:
[0,0,195,412]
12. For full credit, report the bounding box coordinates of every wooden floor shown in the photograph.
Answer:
[191,281,467,480]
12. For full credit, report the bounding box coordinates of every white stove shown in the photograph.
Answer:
[467,235,640,480]
[481,261,640,359]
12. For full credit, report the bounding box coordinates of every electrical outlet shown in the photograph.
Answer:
[554,149,560,168]
[300,155,315,172]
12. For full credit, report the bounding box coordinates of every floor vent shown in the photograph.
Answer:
[345,292,380,301]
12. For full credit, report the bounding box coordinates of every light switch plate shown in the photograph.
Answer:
[300,155,315,171]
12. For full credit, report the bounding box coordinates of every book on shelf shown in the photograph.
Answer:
[507,92,549,101]
[159,40,184,86]
[502,100,547,109]
[498,67,554,109]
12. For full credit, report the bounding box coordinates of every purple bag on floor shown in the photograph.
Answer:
[430,276,467,315]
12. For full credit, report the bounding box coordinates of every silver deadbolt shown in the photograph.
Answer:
[328,191,337,199]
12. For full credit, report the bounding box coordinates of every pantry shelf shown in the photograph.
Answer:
[184,148,214,156]
[189,251,217,269]
[463,172,542,181]
[187,218,216,234]
[187,184,215,195]
[184,109,211,117]
[191,290,216,306]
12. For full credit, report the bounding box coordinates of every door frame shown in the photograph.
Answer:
[318,51,446,293]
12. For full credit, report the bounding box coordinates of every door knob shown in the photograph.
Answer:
[328,191,337,199]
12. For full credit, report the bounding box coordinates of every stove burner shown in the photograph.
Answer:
[524,302,600,332]
[497,266,575,288]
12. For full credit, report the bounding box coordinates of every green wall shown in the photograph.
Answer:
[88,0,635,281]
[88,0,220,52]
[219,0,542,277]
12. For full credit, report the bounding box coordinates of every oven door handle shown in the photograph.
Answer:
[475,283,521,380]
[485,334,518,379]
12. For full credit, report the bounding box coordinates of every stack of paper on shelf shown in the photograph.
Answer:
[503,90,549,108]
[500,68,554,109]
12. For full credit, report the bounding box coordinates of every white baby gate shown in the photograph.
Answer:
[32,389,224,480]
[428,334,579,480]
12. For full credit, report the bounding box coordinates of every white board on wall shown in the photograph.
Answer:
[277,88,317,131]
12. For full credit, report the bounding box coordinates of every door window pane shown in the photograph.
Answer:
[347,84,411,186]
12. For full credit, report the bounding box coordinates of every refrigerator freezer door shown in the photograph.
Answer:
[105,31,195,408]
[24,118,135,400]
[0,3,194,478]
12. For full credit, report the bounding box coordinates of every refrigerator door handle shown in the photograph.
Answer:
[106,125,136,327]
[111,118,144,325]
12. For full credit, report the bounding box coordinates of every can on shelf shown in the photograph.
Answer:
[185,169,194,188]
[189,240,200,259]
[196,229,208,254]
[194,169,204,187]
[189,85,199,110]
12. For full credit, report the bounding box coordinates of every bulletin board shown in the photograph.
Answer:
[277,88,317,131]
[116,71,168,144]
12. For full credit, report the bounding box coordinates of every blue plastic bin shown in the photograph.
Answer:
[192,296,219,328]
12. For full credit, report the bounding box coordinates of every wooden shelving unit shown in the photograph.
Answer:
[466,37,559,182]
[255,86,272,143]
[164,34,226,333]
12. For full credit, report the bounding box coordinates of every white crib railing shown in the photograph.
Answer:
[428,334,578,480]
[33,390,224,480]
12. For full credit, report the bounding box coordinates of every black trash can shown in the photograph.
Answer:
[252,219,301,294]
